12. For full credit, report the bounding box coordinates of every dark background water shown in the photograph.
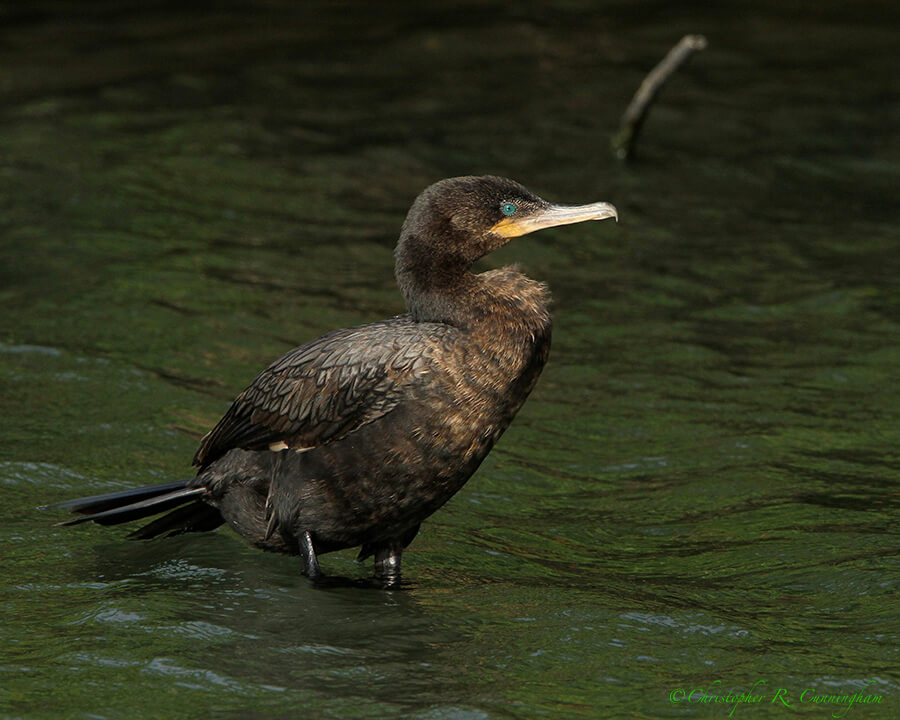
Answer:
[2,1,898,718]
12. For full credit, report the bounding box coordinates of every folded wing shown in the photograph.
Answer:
[193,316,454,469]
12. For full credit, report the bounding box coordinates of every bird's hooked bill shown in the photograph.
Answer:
[491,201,619,239]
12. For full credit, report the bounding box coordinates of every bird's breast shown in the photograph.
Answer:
[420,273,552,464]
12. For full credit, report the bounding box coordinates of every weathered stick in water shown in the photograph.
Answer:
[612,34,707,161]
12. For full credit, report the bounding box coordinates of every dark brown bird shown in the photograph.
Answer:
[46,176,617,585]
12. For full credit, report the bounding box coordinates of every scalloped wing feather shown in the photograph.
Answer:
[192,317,454,468]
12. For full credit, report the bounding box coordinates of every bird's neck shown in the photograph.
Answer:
[395,254,477,327]
[396,254,550,337]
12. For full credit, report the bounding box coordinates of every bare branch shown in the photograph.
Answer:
[612,34,707,161]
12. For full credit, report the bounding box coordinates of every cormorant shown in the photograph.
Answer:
[46,176,617,585]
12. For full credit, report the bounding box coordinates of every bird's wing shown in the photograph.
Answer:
[192,316,452,469]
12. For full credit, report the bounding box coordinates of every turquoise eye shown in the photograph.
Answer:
[501,202,517,216]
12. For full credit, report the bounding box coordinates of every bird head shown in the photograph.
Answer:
[397,175,617,268]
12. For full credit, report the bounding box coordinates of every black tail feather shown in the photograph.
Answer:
[54,486,207,527]
[129,501,224,540]
[42,480,189,515]
[43,480,223,540]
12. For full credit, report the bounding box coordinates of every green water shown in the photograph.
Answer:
[2,2,898,718]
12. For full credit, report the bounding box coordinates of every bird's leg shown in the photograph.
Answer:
[263,451,284,541]
[374,542,403,587]
[299,530,322,579]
